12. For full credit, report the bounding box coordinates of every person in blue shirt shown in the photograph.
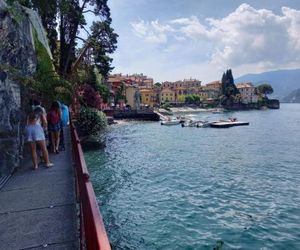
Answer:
[60,102,69,127]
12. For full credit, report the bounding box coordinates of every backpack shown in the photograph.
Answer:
[48,110,60,125]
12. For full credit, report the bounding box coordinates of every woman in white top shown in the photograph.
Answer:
[25,109,53,170]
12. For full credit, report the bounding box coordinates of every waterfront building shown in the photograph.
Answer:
[203,80,222,92]
[140,88,157,107]
[161,79,202,102]
[108,73,154,90]
[125,85,139,109]
[160,88,176,103]
[236,82,258,104]
[107,74,123,95]
[199,90,209,100]
[202,80,222,100]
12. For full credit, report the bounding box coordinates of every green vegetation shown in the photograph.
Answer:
[85,66,110,103]
[13,0,118,79]
[23,28,72,104]
[185,94,201,105]
[256,84,274,98]
[220,69,240,106]
[4,0,116,141]
[6,1,26,23]
[77,107,107,136]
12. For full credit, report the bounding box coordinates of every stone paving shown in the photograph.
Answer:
[0,128,79,250]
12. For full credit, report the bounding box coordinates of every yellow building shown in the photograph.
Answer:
[160,88,175,103]
[140,88,157,107]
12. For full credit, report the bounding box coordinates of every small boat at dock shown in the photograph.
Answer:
[182,120,210,128]
[161,118,181,125]
[210,119,249,128]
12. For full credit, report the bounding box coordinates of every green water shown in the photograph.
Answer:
[85,104,300,249]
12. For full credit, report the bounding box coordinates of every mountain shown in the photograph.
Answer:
[282,88,300,103]
[235,69,300,100]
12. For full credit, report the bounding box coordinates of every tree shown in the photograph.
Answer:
[25,0,118,78]
[154,82,161,87]
[89,21,118,78]
[96,84,110,103]
[58,0,118,77]
[256,84,274,98]
[220,69,240,106]
[185,94,200,105]
[221,69,239,97]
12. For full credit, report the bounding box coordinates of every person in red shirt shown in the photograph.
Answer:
[47,101,62,154]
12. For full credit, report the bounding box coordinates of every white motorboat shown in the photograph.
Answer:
[196,121,211,128]
[182,120,210,128]
[161,118,181,125]
[210,118,249,128]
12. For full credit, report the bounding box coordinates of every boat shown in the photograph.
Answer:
[161,118,181,125]
[182,120,210,128]
[196,121,211,128]
[210,118,249,128]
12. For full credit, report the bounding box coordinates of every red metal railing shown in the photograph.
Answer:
[70,120,111,250]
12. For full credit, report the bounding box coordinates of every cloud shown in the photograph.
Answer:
[130,19,174,44]
[206,3,300,70]
[170,16,207,38]
[130,4,300,74]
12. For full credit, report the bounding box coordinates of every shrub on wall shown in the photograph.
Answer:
[77,106,107,136]
[78,84,102,109]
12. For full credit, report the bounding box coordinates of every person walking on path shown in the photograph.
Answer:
[33,106,49,162]
[58,101,69,151]
[25,111,53,170]
[32,99,47,115]
[47,101,62,154]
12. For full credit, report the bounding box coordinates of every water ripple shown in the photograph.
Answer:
[86,104,300,249]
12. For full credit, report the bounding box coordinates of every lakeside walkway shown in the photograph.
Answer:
[0,128,79,250]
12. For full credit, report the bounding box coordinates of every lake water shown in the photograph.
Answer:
[85,104,300,250]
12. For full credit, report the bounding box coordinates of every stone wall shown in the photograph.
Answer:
[0,0,38,176]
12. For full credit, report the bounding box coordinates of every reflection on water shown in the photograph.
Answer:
[85,104,300,249]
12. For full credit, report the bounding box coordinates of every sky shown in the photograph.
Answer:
[104,0,300,83]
